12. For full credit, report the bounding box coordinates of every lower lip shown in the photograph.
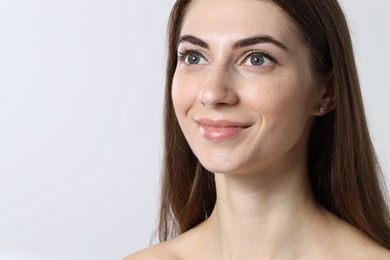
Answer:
[198,125,247,142]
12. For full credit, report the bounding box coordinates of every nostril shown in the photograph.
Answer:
[197,69,239,107]
[198,86,230,107]
[198,88,239,108]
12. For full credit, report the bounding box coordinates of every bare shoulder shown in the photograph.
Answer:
[369,247,390,259]
[350,239,390,260]
[326,214,390,259]
[122,242,177,260]
[122,223,208,260]
[354,238,390,260]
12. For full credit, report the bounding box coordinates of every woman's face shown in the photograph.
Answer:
[172,0,327,175]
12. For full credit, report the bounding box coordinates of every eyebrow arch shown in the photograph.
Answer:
[178,34,288,52]
[178,35,209,48]
[233,35,288,51]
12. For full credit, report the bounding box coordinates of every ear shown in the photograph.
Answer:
[311,72,336,116]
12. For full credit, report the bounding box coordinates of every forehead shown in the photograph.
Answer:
[181,0,299,44]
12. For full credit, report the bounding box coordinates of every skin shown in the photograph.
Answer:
[126,0,390,259]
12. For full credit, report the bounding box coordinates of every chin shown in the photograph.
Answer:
[198,156,244,174]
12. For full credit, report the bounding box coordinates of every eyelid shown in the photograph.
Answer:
[177,48,208,64]
[176,48,277,66]
[241,50,278,65]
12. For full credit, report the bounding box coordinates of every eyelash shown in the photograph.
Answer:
[177,48,278,65]
[242,50,277,65]
[178,48,205,62]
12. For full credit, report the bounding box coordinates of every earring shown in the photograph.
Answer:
[320,106,327,114]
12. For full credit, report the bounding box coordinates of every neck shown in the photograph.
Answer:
[205,157,327,259]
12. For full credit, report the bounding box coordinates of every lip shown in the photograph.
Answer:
[195,118,251,142]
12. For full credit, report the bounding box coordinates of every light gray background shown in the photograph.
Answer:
[0,1,389,259]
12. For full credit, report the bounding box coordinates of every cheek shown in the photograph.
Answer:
[171,73,199,125]
[246,77,315,137]
[172,74,188,114]
[255,73,315,115]
[245,81,301,118]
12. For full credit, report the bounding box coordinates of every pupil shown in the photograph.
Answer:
[188,54,199,64]
[251,55,264,66]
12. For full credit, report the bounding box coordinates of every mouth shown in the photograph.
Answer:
[195,118,251,142]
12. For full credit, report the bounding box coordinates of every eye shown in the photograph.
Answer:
[241,52,276,67]
[178,49,208,65]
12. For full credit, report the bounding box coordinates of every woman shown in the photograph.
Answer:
[127,0,390,258]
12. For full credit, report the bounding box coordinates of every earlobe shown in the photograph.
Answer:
[312,72,336,116]
[320,105,328,114]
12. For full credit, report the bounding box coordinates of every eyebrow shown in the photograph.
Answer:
[178,35,209,48]
[177,34,288,51]
[234,35,288,51]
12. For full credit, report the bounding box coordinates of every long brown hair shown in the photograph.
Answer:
[158,0,390,248]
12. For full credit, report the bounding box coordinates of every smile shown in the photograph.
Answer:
[195,119,251,142]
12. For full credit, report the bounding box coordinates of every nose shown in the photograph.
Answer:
[198,68,239,108]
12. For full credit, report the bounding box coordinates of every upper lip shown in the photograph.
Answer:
[195,118,251,128]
